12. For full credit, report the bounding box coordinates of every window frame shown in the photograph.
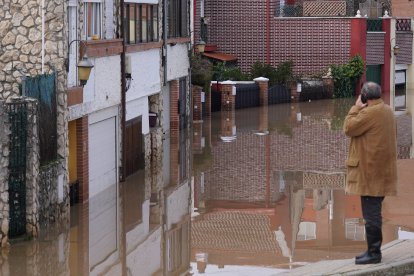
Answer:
[83,0,103,40]
[124,3,159,45]
[168,0,189,38]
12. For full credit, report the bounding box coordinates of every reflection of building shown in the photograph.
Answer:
[191,100,371,269]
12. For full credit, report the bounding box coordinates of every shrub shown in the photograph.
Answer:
[191,55,213,87]
[330,55,365,98]
[250,60,294,86]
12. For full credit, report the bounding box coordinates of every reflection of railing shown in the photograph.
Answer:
[297,222,317,241]
[367,19,383,32]
[166,216,190,274]
[396,19,412,32]
[345,218,365,241]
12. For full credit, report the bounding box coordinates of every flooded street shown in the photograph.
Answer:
[3,98,414,276]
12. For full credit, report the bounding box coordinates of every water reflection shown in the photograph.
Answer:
[1,98,414,275]
[191,98,414,274]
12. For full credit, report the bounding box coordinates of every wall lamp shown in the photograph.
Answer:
[66,39,94,86]
[390,38,400,56]
[196,39,206,54]
[125,55,133,92]
[392,44,400,56]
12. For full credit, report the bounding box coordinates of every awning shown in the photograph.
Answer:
[202,52,237,62]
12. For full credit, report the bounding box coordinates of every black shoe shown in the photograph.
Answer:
[355,253,381,265]
[355,251,368,260]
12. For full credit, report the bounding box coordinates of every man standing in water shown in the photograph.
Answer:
[343,82,397,265]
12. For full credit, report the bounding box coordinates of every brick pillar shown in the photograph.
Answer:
[76,116,89,202]
[382,17,393,105]
[254,77,269,106]
[322,76,334,98]
[170,80,179,131]
[289,81,300,103]
[220,81,236,111]
[170,80,180,185]
[350,17,367,95]
[258,105,269,132]
[221,109,236,141]
[78,202,89,275]
[193,121,203,153]
[192,85,202,121]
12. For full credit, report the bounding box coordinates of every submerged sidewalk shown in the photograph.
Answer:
[280,239,414,276]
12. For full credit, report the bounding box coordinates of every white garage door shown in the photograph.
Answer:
[89,117,117,198]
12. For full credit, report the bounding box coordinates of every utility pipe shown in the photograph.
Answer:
[120,0,127,182]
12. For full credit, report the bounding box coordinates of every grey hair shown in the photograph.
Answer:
[361,82,382,100]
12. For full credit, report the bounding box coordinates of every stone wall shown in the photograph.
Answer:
[0,0,70,236]
[0,101,10,247]
[25,98,40,238]
[0,97,39,246]
[38,159,69,231]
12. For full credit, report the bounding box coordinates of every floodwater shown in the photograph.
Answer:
[2,98,414,276]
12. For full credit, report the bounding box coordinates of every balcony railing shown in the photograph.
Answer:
[276,0,391,18]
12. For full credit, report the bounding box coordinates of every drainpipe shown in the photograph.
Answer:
[162,0,168,85]
[266,0,270,64]
[120,0,127,182]
[41,0,45,73]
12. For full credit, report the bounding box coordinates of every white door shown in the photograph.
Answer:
[89,117,117,198]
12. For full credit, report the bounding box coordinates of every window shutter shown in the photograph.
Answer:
[180,0,187,37]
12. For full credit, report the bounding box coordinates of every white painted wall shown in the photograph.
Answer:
[125,200,150,251]
[126,97,150,134]
[69,55,121,120]
[126,49,161,102]
[166,44,190,81]
[89,184,120,276]
[126,228,162,276]
[105,0,114,39]
[83,55,121,109]
[166,182,191,228]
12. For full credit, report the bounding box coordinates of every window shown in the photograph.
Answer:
[124,3,159,44]
[168,0,188,38]
[84,1,103,39]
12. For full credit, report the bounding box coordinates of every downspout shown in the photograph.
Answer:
[163,0,168,85]
[41,0,45,73]
[120,0,127,182]
[266,0,270,64]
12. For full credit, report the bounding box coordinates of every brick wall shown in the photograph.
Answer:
[204,0,353,76]
[271,18,351,76]
[200,104,348,202]
[396,32,413,65]
[392,0,414,17]
[366,32,385,65]
[205,0,266,71]
[76,117,89,202]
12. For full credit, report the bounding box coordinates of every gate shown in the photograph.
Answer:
[268,84,290,104]
[235,83,260,109]
[7,102,28,238]
[366,65,381,86]
[211,84,222,112]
